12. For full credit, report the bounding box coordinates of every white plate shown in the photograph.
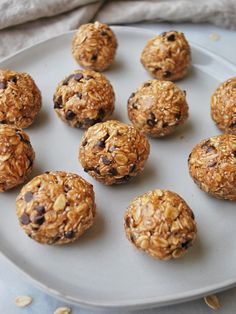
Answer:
[1,27,236,310]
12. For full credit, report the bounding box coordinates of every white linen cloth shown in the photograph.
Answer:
[0,0,236,59]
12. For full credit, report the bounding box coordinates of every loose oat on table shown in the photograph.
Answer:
[79,120,150,185]
[15,295,32,307]
[124,189,197,260]
[0,69,41,128]
[204,295,220,310]
[211,77,236,133]
[127,80,188,137]
[53,69,115,129]
[54,306,71,314]
[16,171,96,244]
[0,124,35,191]
[188,134,236,200]
[72,21,118,72]
[141,30,191,81]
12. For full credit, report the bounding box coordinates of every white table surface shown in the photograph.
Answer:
[1,22,236,314]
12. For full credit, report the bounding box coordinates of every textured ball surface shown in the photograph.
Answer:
[124,189,197,260]
[79,120,150,185]
[141,31,191,81]
[211,77,236,133]
[0,69,41,128]
[188,134,236,200]
[0,124,35,191]
[53,69,115,128]
[72,21,118,72]
[16,171,96,244]
[128,80,188,137]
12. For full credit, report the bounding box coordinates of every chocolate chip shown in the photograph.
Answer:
[132,103,138,109]
[129,164,136,173]
[161,32,167,37]
[109,167,118,176]
[85,75,93,80]
[191,211,195,220]
[175,112,181,120]
[181,240,192,249]
[45,171,50,174]
[63,74,74,85]
[147,112,157,127]
[155,67,161,72]
[163,71,172,78]
[54,96,63,109]
[209,161,217,167]
[64,184,71,192]
[84,118,96,126]
[97,108,105,120]
[102,156,111,165]
[33,215,45,225]
[96,140,105,148]
[232,151,236,157]
[0,120,7,124]
[101,30,108,36]
[21,213,30,225]
[94,167,100,175]
[116,175,131,183]
[35,205,45,214]
[188,153,192,162]
[65,110,76,120]
[125,216,131,227]
[128,93,135,102]
[11,76,17,83]
[230,121,236,127]
[130,234,135,243]
[144,82,151,87]
[65,230,75,239]
[75,122,82,128]
[76,92,82,99]
[0,80,7,89]
[163,122,169,128]
[167,34,176,41]
[74,73,83,82]
[16,131,30,144]
[91,54,97,61]
[183,90,186,95]
[82,139,87,147]
[206,146,216,153]
[24,191,33,202]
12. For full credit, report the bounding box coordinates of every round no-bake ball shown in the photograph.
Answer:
[211,77,236,133]
[0,69,42,128]
[72,21,118,72]
[53,69,115,128]
[0,124,35,192]
[188,134,236,200]
[124,189,197,260]
[79,120,150,185]
[141,31,191,81]
[127,80,188,137]
[16,171,96,244]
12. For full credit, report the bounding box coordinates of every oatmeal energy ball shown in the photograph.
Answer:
[211,77,236,133]
[128,80,188,137]
[79,120,150,185]
[124,189,197,260]
[72,21,118,71]
[16,171,96,244]
[53,69,115,128]
[0,124,35,192]
[0,69,42,128]
[141,30,191,81]
[188,134,236,200]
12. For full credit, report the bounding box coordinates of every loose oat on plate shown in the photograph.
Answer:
[79,120,150,185]
[53,69,115,129]
[0,69,41,128]
[188,134,236,200]
[128,80,188,137]
[0,124,35,191]
[141,30,191,81]
[124,189,197,260]
[72,21,118,72]
[211,77,236,133]
[16,171,96,244]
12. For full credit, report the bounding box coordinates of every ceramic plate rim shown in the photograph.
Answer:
[1,26,236,310]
